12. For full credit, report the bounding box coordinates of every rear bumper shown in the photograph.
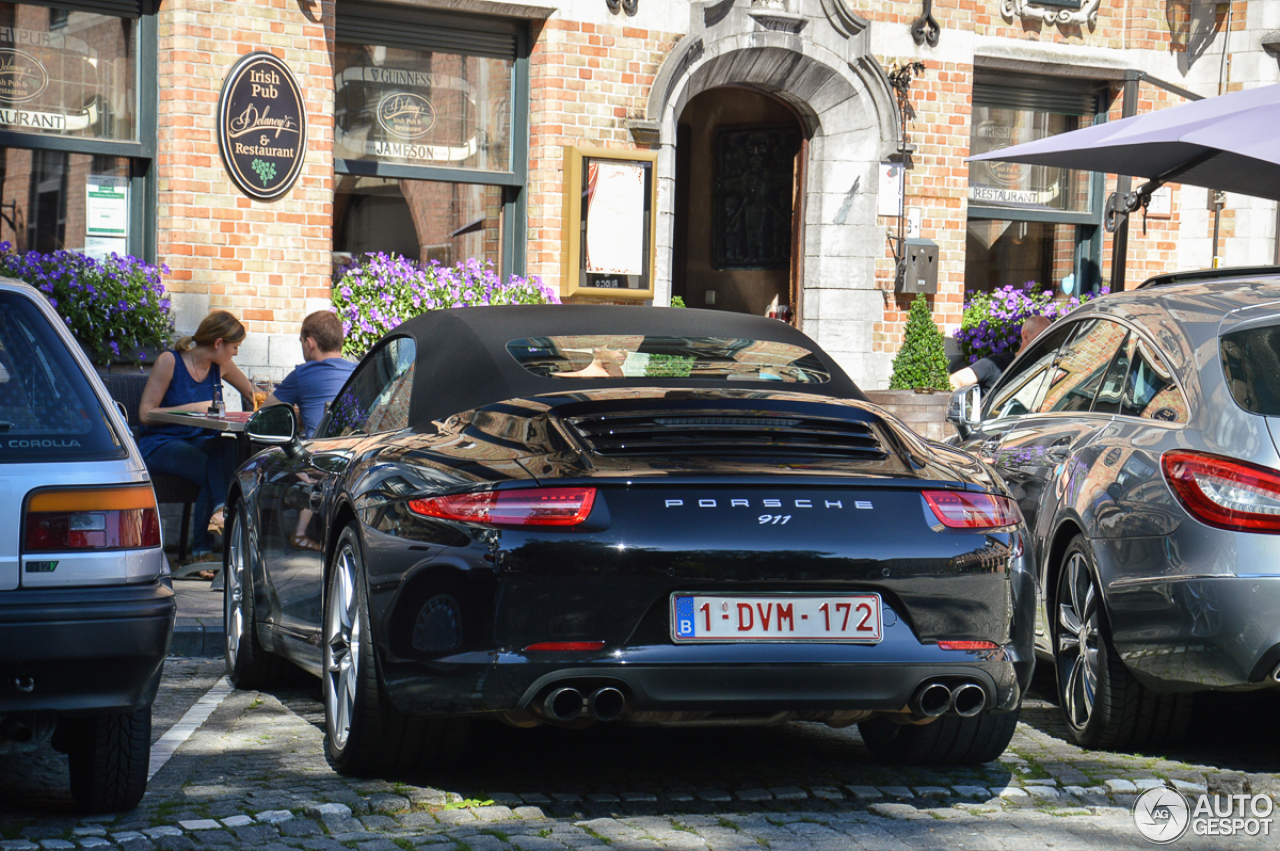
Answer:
[0,580,175,715]
[381,642,1031,719]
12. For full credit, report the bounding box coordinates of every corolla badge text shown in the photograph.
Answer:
[664,498,872,509]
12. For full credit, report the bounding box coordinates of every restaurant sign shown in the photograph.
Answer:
[217,52,307,201]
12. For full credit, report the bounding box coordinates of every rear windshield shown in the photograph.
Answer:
[506,335,831,384]
[0,291,125,463]
[1221,324,1280,416]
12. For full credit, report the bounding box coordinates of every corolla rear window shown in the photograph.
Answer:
[1221,325,1280,416]
[0,292,124,463]
[506,336,831,384]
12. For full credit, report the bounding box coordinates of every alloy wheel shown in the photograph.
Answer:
[324,544,361,751]
[224,514,245,669]
[1057,552,1101,730]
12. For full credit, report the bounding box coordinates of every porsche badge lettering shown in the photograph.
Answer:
[663,498,871,509]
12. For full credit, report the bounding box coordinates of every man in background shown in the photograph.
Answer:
[950,315,1052,394]
[266,310,356,438]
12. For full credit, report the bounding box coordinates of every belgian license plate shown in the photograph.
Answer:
[671,594,883,643]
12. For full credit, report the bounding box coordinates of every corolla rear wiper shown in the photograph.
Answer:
[0,421,12,431]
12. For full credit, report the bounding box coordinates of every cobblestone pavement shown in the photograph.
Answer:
[2,659,1278,850]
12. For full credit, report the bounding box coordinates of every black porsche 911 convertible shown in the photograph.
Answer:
[225,305,1034,774]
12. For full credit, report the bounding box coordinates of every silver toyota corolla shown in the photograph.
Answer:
[950,271,1280,751]
[0,277,173,811]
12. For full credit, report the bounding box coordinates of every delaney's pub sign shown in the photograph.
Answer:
[218,52,307,201]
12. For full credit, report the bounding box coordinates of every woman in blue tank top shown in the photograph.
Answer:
[139,311,256,558]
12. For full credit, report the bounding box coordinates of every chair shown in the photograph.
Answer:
[99,372,202,560]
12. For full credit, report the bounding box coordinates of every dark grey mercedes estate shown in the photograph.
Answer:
[950,269,1280,751]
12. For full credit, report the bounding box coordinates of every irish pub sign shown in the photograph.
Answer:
[218,52,308,201]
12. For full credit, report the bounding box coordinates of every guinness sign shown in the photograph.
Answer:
[218,52,307,201]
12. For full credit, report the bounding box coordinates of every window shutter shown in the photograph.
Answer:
[338,6,518,61]
[21,0,143,17]
[973,83,1100,116]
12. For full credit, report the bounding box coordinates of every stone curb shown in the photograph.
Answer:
[169,620,226,657]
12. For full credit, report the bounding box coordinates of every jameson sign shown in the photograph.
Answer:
[218,52,307,201]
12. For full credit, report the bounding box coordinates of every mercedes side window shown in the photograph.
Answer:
[1040,319,1129,414]
[321,337,416,438]
[984,321,1076,420]
[1090,331,1133,415]
[1121,336,1186,423]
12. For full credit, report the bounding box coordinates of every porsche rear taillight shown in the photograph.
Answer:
[24,485,161,552]
[922,491,1021,530]
[408,487,597,527]
[1162,451,1280,533]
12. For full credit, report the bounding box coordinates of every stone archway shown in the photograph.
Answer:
[640,0,900,386]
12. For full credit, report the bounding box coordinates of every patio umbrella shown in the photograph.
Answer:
[967,82,1280,204]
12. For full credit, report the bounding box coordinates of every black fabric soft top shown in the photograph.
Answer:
[392,304,867,427]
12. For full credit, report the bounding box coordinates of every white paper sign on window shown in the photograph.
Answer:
[585,161,645,276]
[86,175,129,238]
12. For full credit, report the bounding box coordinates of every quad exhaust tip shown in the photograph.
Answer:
[914,682,953,718]
[951,683,987,717]
[588,687,626,721]
[542,687,585,722]
[540,686,630,722]
[911,681,988,718]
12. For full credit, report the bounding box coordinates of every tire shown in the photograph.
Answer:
[224,502,285,689]
[323,523,468,776]
[66,708,151,812]
[1054,536,1191,750]
[859,709,1019,765]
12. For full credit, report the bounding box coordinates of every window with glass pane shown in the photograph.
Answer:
[321,336,416,438]
[1042,319,1129,414]
[333,174,504,272]
[334,40,511,172]
[0,148,129,254]
[985,321,1074,420]
[969,105,1092,214]
[965,220,1081,295]
[0,4,135,142]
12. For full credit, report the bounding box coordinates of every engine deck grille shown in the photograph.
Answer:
[564,412,887,459]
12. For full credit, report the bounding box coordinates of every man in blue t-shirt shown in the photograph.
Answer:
[265,310,356,438]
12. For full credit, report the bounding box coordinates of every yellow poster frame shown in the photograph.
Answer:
[560,145,658,301]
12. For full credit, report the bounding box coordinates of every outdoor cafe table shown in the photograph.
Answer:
[144,410,254,585]
[144,409,255,463]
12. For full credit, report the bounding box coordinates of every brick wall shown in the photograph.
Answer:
[157,0,334,372]
[863,0,1264,367]
[525,18,679,293]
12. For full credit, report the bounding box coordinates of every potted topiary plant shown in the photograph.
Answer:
[865,294,955,441]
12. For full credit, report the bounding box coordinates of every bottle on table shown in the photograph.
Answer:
[209,379,225,417]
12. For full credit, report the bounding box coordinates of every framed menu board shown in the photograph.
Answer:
[560,146,657,301]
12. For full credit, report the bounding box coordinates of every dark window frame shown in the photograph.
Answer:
[334,1,530,279]
[968,71,1108,297]
[0,2,158,261]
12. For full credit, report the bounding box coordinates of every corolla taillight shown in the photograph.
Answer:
[24,485,162,551]
[1162,451,1280,533]
[922,491,1021,530]
[409,487,597,527]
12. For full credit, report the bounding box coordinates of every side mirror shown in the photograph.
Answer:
[946,384,982,439]
[246,403,299,447]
